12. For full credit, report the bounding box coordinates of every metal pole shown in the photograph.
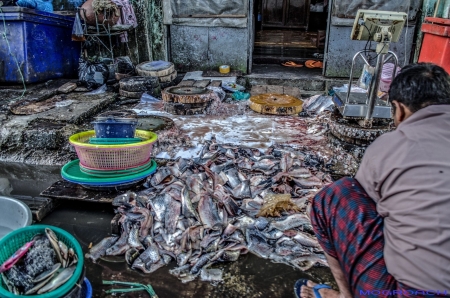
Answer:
[364,52,385,127]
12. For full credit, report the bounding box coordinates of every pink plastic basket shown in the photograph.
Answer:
[69,130,158,170]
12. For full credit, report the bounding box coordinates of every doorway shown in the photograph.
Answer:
[253,0,328,65]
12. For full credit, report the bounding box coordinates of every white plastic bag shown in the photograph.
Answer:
[358,64,375,90]
[72,13,85,41]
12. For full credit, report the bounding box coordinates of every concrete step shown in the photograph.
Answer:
[242,64,357,98]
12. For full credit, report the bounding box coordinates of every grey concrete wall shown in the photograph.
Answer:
[170,25,249,73]
[324,17,417,78]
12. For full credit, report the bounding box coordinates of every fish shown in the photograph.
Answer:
[106,221,130,256]
[293,232,320,248]
[149,194,170,222]
[85,236,119,262]
[112,192,137,207]
[33,263,61,283]
[253,158,279,171]
[292,176,323,189]
[138,242,160,265]
[219,250,240,262]
[225,168,241,189]
[181,186,200,220]
[230,180,251,199]
[146,259,165,273]
[131,258,152,273]
[177,249,192,266]
[128,206,153,238]
[269,214,311,231]
[229,230,246,244]
[254,217,269,230]
[165,198,181,234]
[245,229,273,259]
[210,160,234,173]
[289,254,328,271]
[200,268,223,282]
[262,229,284,240]
[280,154,294,172]
[190,252,216,275]
[38,266,76,294]
[198,196,222,230]
[169,264,191,278]
[150,167,172,187]
[86,140,332,282]
[186,176,204,194]
[222,223,238,238]
[127,223,145,250]
[25,275,54,295]
[125,248,140,265]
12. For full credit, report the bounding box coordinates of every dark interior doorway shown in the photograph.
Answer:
[253,0,328,64]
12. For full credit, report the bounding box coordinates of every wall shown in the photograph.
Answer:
[170,25,249,73]
[324,18,416,78]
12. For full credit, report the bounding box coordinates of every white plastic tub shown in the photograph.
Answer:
[0,196,32,239]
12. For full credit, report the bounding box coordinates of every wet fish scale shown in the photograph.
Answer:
[85,236,118,262]
[165,198,181,234]
[198,196,222,230]
[149,194,170,222]
[269,214,311,231]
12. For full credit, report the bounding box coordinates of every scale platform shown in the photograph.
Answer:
[332,91,392,119]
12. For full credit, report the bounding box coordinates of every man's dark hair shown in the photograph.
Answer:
[388,63,450,112]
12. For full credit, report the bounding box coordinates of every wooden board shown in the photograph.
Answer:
[177,80,196,87]
[40,180,148,204]
[202,70,242,77]
[210,80,222,87]
[12,195,58,222]
[193,80,211,88]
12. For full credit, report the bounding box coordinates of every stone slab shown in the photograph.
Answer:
[251,85,302,99]
[183,71,237,84]
[12,195,58,222]
[193,80,211,88]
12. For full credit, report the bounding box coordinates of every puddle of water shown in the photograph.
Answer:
[0,162,61,197]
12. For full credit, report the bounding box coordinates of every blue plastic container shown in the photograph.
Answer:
[0,7,80,83]
[81,278,92,298]
[92,119,138,138]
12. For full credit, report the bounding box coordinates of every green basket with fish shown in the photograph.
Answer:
[0,225,84,298]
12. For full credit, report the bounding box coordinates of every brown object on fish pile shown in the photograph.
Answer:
[257,193,302,218]
[249,93,303,115]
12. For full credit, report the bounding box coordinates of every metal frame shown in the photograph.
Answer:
[77,6,132,61]
[333,49,399,121]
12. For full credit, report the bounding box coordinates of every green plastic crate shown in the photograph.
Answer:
[0,225,84,298]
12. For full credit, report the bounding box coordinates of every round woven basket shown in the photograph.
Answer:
[0,225,84,298]
[69,130,158,170]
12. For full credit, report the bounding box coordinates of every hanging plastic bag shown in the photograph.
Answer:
[72,13,85,41]
[358,64,374,90]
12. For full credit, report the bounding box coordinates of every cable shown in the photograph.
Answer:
[0,7,27,100]
[404,4,409,66]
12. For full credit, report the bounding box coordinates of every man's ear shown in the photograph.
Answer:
[392,100,413,125]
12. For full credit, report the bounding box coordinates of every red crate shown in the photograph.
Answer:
[418,17,450,74]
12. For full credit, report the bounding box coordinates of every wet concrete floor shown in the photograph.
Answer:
[0,162,336,298]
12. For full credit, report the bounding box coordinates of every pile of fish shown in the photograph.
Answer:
[86,139,332,283]
[0,228,78,295]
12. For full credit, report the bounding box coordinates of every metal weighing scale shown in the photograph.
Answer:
[332,10,408,128]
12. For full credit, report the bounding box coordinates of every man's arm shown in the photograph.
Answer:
[354,149,381,202]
